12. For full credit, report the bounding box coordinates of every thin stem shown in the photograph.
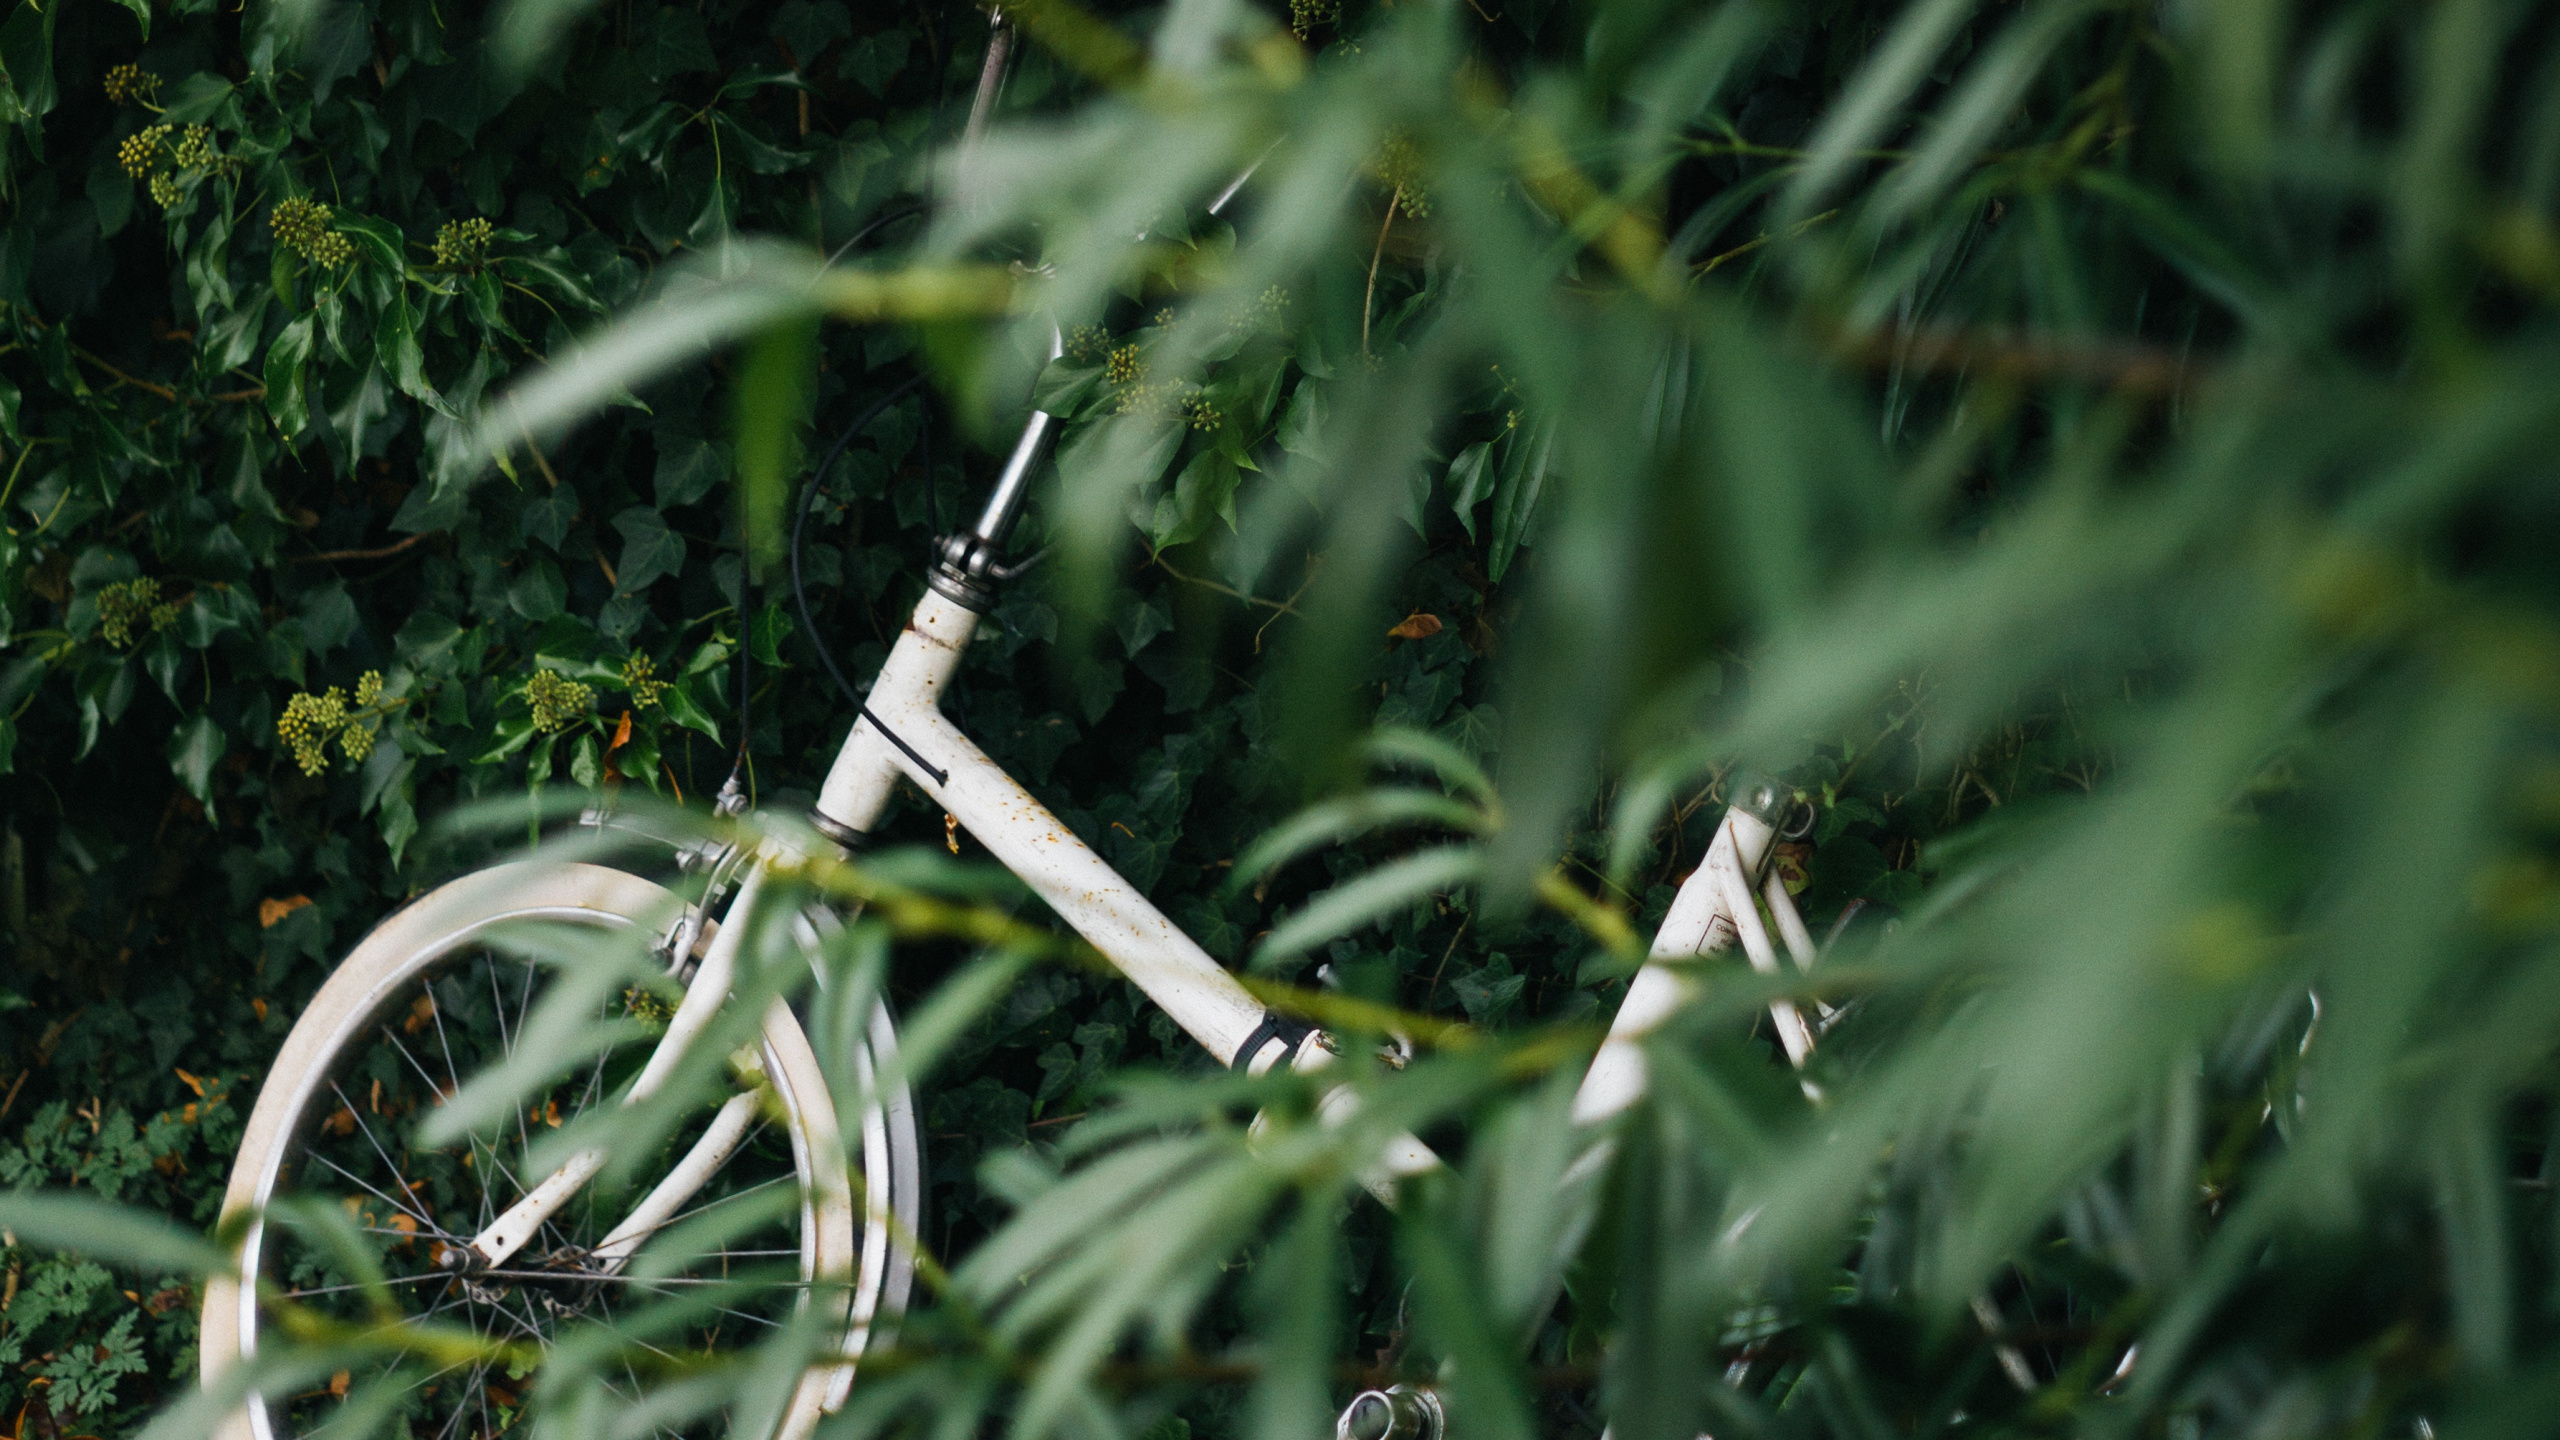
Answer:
[1361,191,1400,357]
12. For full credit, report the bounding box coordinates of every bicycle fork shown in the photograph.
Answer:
[1327,782,1835,1440]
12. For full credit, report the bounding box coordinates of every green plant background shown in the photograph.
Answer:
[8,0,2560,1436]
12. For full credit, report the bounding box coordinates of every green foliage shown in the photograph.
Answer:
[9,0,2560,1435]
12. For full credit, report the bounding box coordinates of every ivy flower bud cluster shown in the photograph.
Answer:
[1065,323,1108,362]
[276,689,347,776]
[526,669,594,733]
[117,126,170,179]
[170,126,218,169]
[619,654,668,709]
[1105,343,1145,386]
[119,123,229,208]
[274,671,398,775]
[96,578,178,649]
[434,217,494,270]
[271,196,351,267]
[103,64,160,107]
[1288,0,1340,39]
[1372,131,1431,218]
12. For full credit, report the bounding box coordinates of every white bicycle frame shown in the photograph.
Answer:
[461,528,1824,1276]
[454,16,1848,1412]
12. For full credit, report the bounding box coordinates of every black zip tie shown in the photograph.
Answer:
[1229,1011,1317,1073]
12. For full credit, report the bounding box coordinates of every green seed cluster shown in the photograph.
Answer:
[272,197,351,266]
[117,126,170,179]
[275,670,394,774]
[1186,396,1224,432]
[170,126,218,169]
[434,217,494,270]
[1373,131,1431,218]
[103,64,159,107]
[1288,0,1339,39]
[96,578,178,649]
[277,688,349,776]
[121,123,228,208]
[619,654,668,709]
[527,669,594,732]
[622,986,677,1025]
[1227,284,1290,335]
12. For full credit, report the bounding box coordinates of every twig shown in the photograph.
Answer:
[1697,208,1840,276]
[1361,193,1400,357]
[1833,319,2200,395]
[70,347,179,402]
[291,532,437,565]
[1149,550,1300,615]
[518,421,564,490]
[1253,561,1320,654]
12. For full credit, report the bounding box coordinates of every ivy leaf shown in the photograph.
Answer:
[167,713,224,813]
[1445,441,1494,542]
[713,113,803,177]
[157,72,235,125]
[377,292,445,412]
[473,713,539,764]
[657,680,721,740]
[507,559,566,621]
[1487,418,1554,583]
[0,3,58,122]
[840,30,910,96]
[1150,450,1239,549]
[264,315,316,436]
[501,251,606,312]
[638,7,717,82]
[612,506,686,596]
[569,732,603,789]
[772,1,851,62]
[654,436,726,509]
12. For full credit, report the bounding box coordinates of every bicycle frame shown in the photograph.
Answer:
[462,519,1825,1275]
[452,16,1842,1383]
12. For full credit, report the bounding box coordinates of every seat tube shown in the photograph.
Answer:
[810,591,983,845]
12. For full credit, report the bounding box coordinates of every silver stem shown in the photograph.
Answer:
[969,320,1067,544]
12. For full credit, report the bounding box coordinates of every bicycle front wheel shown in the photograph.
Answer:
[198,861,922,1440]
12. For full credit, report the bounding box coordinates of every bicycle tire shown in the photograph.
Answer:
[197,861,921,1440]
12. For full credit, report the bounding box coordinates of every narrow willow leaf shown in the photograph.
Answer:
[0,1193,226,1275]
[1253,844,1483,967]
[734,315,819,582]
[1781,0,1981,220]
[1227,788,1488,891]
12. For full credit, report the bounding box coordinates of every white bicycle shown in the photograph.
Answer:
[196,30,1855,1440]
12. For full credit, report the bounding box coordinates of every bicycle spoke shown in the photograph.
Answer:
[426,985,502,1240]
[307,1152,456,1243]
[285,1272,452,1299]
[327,1080,442,1229]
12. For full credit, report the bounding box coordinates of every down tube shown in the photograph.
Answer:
[875,705,1277,1069]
